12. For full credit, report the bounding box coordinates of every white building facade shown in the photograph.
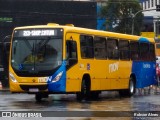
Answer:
[139,0,160,37]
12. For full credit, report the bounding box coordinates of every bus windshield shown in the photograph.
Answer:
[11,29,63,76]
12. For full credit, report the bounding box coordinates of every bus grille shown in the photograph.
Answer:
[20,85,48,91]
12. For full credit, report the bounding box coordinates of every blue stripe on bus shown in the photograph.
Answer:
[47,60,66,92]
[132,61,156,88]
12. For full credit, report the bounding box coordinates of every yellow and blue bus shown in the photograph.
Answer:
[9,23,156,101]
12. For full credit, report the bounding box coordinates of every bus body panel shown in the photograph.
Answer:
[131,37,156,88]
[132,61,156,88]
[47,61,66,92]
[9,67,48,92]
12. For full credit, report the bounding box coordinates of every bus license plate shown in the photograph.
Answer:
[29,88,39,92]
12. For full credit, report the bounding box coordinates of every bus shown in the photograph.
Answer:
[9,23,156,101]
[156,42,160,56]
[0,35,11,87]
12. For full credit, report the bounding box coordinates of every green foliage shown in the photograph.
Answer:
[101,0,143,35]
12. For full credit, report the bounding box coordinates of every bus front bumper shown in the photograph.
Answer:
[9,82,48,93]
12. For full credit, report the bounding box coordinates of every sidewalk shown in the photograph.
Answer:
[135,85,160,95]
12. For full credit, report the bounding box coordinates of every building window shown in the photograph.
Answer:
[151,0,154,7]
[155,0,157,5]
[144,1,147,9]
[148,0,150,8]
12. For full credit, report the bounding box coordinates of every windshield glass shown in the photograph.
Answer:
[11,28,63,76]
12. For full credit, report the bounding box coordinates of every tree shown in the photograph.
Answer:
[101,0,143,35]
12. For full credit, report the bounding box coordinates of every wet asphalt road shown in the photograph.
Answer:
[0,90,160,120]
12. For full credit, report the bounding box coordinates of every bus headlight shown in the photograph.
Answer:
[9,72,17,83]
[52,71,63,83]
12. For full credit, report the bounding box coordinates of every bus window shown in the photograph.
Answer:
[94,37,106,59]
[66,40,77,69]
[130,41,139,60]
[66,40,77,59]
[140,43,149,61]
[150,43,156,61]
[119,40,130,60]
[107,38,119,59]
[80,35,94,59]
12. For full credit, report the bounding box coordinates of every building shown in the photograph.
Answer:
[0,0,97,87]
[139,0,160,38]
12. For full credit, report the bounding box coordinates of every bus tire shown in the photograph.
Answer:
[76,79,90,101]
[35,93,42,102]
[126,77,136,96]
[119,77,135,97]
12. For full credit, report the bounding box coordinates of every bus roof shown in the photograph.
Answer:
[14,23,155,43]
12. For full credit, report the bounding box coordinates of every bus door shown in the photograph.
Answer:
[65,33,79,92]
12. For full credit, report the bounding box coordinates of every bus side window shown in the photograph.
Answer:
[107,38,119,59]
[66,40,78,69]
[130,41,139,60]
[119,40,130,60]
[150,43,155,61]
[80,35,94,59]
[94,37,106,59]
[140,43,149,61]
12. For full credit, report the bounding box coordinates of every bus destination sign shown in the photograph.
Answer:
[14,29,63,37]
[23,30,55,36]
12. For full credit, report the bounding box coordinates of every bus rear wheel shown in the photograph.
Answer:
[119,77,135,97]
[127,77,135,96]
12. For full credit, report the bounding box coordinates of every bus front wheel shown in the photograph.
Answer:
[76,79,90,101]
[35,93,42,102]
[35,93,49,102]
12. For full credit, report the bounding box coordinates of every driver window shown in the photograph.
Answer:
[66,40,77,59]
